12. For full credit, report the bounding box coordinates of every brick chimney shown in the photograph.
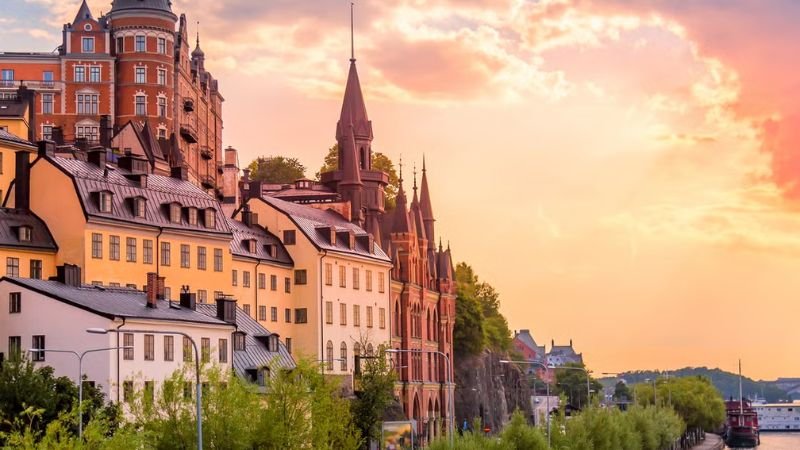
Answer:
[146,272,158,308]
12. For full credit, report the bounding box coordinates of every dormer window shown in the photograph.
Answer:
[133,197,146,218]
[204,209,215,228]
[99,191,113,213]
[169,203,181,223]
[187,207,198,226]
[263,244,277,258]
[18,226,32,242]
[245,239,256,253]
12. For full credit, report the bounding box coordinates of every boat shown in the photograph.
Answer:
[753,402,800,431]
[723,360,760,448]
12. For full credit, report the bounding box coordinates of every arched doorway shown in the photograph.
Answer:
[413,393,421,437]
[427,397,435,444]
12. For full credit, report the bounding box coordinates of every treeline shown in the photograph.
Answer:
[453,262,513,356]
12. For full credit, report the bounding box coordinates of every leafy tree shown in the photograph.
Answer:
[316,144,400,210]
[351,343,397,448]
[613,381,632,402]
[247,156,306,184]
[553,363,603,409]
[633,376,725,432]
[454,263,512,354]
[500,410,548,450]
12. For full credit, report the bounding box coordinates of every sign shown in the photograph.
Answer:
[381,421,414,450]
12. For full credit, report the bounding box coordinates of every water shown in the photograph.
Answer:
[727,433,800,449]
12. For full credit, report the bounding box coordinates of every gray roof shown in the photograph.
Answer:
[0,208,57,251]
[1,277,230,326]
[195,303,295,378]
[255,195,391,263]
[44,155,230,235]
[226,217,293,266]
[110,0,174,14]
[0,103,28,119]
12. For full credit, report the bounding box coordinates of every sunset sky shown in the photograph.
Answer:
[5,0,799,380]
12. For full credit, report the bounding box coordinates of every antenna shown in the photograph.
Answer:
[350,2,355,62]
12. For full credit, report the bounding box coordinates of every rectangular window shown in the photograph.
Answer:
[8,292,21,314]
[201,338,210,363]
[294,308,307,324]
[198,290,207,303]
[183,337,192,362]
[29,260,42,279]
[282,230,296,245]
[232,269,238,286]
[243,271,251,288]
[157,37,166,54]
[197,247,206,270]
[379,307,386,329]
[367,306,374,328]
[164,286,171,300]
[1,69,14,87]
[157,68,166,86]
[243,304,251,317]
[366,270,373,291]
[213,291,222,300]
[82,37,94,53]
[109,235,120,261]
[286,337,292,354]
[123,333,134,360]
[339,265,347,288]
[325,263,333,286]
[77,94,99,115]
[42,70,53,87]
[161,242,171,266]
[6,257,19,277]
[8,336,21,359]
[258,273,266,289]
[353,268,360,290]
[143,239,153,264]
[270,274,277,291]
[135,35,146,52]
[340,303,347,325]
[42,125,53,140]
[284,277,291,293]
[42,93,53,114]
[258,306,267,321]
[284,308,291,323]
[181,244,190,268]
[353,305,360,327]
[74,66,85,82]
[126,237,137,262]
[144,381,154,405]
[234,333,245,351]
[164,335,174,361]
[219,339,228,363]
[294,270,307,285]
[158,97,166,117]
[378,272,385,293]
[90,66,101,83]
[116,37,124,54]
[270,307,277,322]
[135,67,145,83]
[135,95,146,116]
[214,248,223,272]
[123,381,134,402]
[144,334,154,361]
[325,301,333,324]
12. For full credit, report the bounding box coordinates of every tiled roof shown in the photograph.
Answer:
[45,155,230,235]
[2,277,229,326]
[0,103,27,118]
[256,195,391,263]
[0,208,57,251]
[226,217,293,266]
[0,129,34,149]
[195,304,295,377]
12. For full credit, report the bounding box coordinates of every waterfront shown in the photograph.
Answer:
[727,433,800,449]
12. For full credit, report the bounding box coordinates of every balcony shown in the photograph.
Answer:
[183,97,195,112]
[200,176,216,190]
[0,79,62,91]
[180,123,198,143]
[200,146,213,160]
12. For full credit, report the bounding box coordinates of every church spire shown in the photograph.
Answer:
[392,159,410,233]
[419,154,436,247]
[350,1,355,62]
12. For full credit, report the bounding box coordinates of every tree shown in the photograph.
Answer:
[633,376,725,432]
[453,263,512,354]
[351,343,397,449]
[247,156,306,184]
[553,363,603,409]
[614,381,632,402]
[316,144,400,210]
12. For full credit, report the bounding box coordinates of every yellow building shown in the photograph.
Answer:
[0,129,35,205]
[0,93,31,142]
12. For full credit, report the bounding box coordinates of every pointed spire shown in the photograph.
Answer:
[439,238,443,252]
[420,154,434,221]
[192,21,205,59]
[340,124,363,187]
[350,2,356,62]
[412,163,419,204]
[392,160,410,234]
[73,0,94,25]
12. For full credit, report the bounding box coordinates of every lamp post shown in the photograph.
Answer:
[28,345,132,439]
[87,327,203,450]
[554,365,591,409]
[645,377,658,407]
[499,359,552,448]
[385,348,453,449]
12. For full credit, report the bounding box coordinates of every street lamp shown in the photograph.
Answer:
[499,359,552,448]
[385,348,454,449]
[553,365,591,409]
[87,327,203,450]
[28,345,132,439]
[644,378,657,407]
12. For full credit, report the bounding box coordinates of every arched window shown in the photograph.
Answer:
[426,309,431,340]
[326,340,333,371]
[354,342,361,358]
[360,147,366,170]
[340,342,348,371]
[433,310,439,341]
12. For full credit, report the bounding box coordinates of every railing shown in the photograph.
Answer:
[0,80,63,90]
[200,176,216,190]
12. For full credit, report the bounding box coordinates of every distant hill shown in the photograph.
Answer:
[598,367,792,403]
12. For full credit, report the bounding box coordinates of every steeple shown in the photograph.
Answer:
[419,155,436,248]
[73,0,94,24]
[392,160,410,233]
[192,21,205,59]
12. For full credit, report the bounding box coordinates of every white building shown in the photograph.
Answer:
[0,266,293,402]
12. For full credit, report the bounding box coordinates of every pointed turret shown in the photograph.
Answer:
[410,166,426,239]
[420,155,436,247]
[73,0,94,24]
[192,24,205,70]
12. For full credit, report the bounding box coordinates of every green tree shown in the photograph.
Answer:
[351,343,397,448]
[247,156,306,184]
[632,376,725,432]
[553,363,603,409]
[613,381,632,402]
[454,263,512,354]
[316,144,400,210]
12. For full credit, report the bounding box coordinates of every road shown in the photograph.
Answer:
[691,433,724,450]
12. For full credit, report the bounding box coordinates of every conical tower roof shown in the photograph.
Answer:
[420,155,434,221]
[73,0,94,24]
[337,60,372,141]
[391,164,410,233]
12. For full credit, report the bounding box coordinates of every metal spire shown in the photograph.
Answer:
[350,2,355,62]
[196,21,200,47]
[413,163,418,195]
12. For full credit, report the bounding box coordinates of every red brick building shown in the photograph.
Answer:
[0,0,223,190]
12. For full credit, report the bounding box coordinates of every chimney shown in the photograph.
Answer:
[242,205,253,227]
[99,115,112,148]
[145,272,158,308]
[179,291,197,310]
[75,137,89,150]
[51,127,64,145]
[54,264,81,287]
[171,166,188,181]
[569,339,573,347]
[17,86,35,143]
[87,148,106,170]
[118,155,149,174]
[14,151,30,210]
[216,297,237,324]
[37,140,55,157]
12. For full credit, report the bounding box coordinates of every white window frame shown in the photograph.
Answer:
[135,94,147,116]
[157,95,167,118]
[82,37,95,53]
[135,66,146,84]
[157,68,167,86]
[76,90,99,115]
[157,37,167,54]
[41,93,54,114]
[135,35,146,52]
[89,66,101,83]
[74,65,86,82]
